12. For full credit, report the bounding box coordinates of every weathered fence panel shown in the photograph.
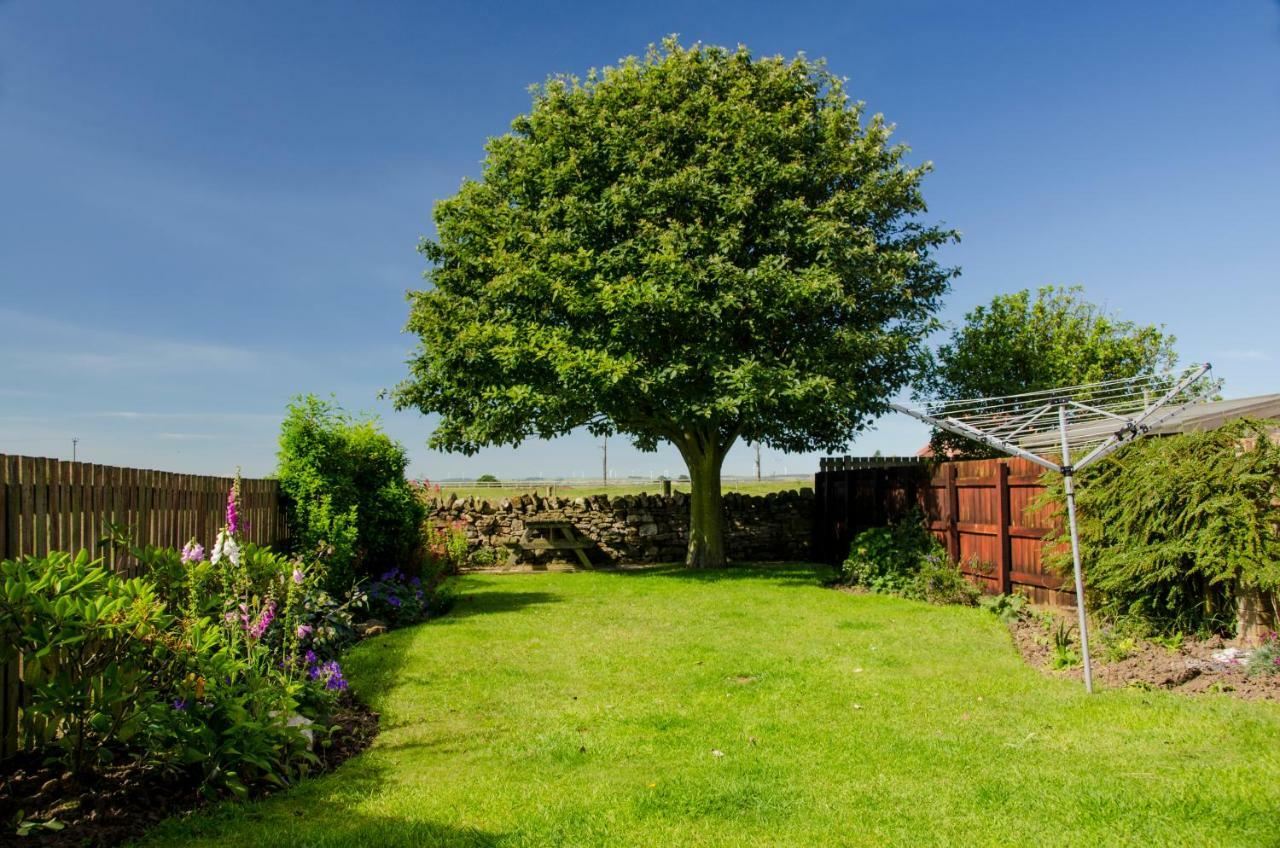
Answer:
[0,454,288,760]
[815,455,1070,606]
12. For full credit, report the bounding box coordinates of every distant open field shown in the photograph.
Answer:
[428,478,813,501]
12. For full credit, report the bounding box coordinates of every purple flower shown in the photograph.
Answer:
[304,650,317,665]
[226,485,239,535]
[297,624,313,640]
[292,568,304,585]
[410,577,422,587]
[307,659,349,692]
[172,698,188,711]
[246,600,277,639]
[388,596,402,608]
[181,540,205,564]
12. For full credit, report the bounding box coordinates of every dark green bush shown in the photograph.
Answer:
[1042,419,1280,635]
[841,511,939,595]
[841,511,976,605]
[278,395,426,589]
[903,551,980,606]
[0,551,171,775]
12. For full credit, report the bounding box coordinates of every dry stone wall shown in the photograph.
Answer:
[425,488,814,565]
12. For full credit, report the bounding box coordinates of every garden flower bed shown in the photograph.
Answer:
[0,694,377,847]
[0,473,462,846]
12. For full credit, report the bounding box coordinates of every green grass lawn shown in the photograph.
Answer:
[139,566,1280,847]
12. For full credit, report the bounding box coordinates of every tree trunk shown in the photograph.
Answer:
[685,443,727,569]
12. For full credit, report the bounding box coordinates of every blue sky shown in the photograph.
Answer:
[2,1,1278,479]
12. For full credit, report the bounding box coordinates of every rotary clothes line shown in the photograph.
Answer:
[891,364,1215,693]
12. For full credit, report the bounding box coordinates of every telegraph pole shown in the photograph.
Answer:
[72,437,78,462]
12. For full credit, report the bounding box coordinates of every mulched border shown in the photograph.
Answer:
[1005,610,1280,701]
[0,694,379,848]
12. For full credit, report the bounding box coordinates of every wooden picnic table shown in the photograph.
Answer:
[512,517,593,568]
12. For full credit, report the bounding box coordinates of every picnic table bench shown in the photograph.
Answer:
[507,517,593,568]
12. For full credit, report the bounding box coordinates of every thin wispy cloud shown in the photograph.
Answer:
[0,308,275,378]
[85,411,281,422]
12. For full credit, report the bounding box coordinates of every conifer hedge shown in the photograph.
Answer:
[1043,419,1280,634]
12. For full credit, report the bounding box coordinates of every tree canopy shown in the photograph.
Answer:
[924,286,1179,457]
[393,38,956,566]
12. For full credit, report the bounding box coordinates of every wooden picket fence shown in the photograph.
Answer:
[814,455,1070,606]
[0,454,288,759]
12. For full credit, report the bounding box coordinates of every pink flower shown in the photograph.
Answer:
[292,568,304,585]
[246,600,276,640]
[226,486,239,535]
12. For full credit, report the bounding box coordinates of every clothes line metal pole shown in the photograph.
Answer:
[1058,404,1094,694]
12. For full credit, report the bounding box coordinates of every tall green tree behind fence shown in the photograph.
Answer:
[0,453,287,759]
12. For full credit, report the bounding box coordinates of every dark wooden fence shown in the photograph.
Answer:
[815,455,1069,606]
[0,454,288,759]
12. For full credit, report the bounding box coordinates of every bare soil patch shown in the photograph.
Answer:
[1007,611,1280,701]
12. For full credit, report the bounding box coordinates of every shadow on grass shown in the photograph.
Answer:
[145,789,503,848]
[434,588,563,622]
[345,622,421,704]
[602,561,834,587]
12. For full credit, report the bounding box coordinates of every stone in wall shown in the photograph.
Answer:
[424,488,814,566]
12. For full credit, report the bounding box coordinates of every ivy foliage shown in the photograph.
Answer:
[391,38,956,566]
[926,286,1179,457]
[1042,420,1280,634]
[277,395,424,589]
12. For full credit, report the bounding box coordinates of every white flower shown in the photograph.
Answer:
[210,530,227,565]
[224,535,240,567]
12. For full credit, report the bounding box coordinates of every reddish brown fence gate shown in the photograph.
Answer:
[0,454,288,759]
[815,455,1069,605]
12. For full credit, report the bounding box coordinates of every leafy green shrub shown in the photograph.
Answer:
[1041,419,1280,636]
[980,592,1029,623]
[425,519,471,574]
[468,546,498,568]
[0,551,171,775]
[476,474,499,483]
[904,551,980,606]
[842,511,942,595]
[278,394,425,590]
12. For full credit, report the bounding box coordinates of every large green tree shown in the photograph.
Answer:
[925,286,1179,457]
[393,39,956,567]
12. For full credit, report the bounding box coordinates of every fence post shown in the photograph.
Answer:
[946,463,960,564]
[0,455,7,560]
[0,458,13,760]
[996,462,1012,594]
